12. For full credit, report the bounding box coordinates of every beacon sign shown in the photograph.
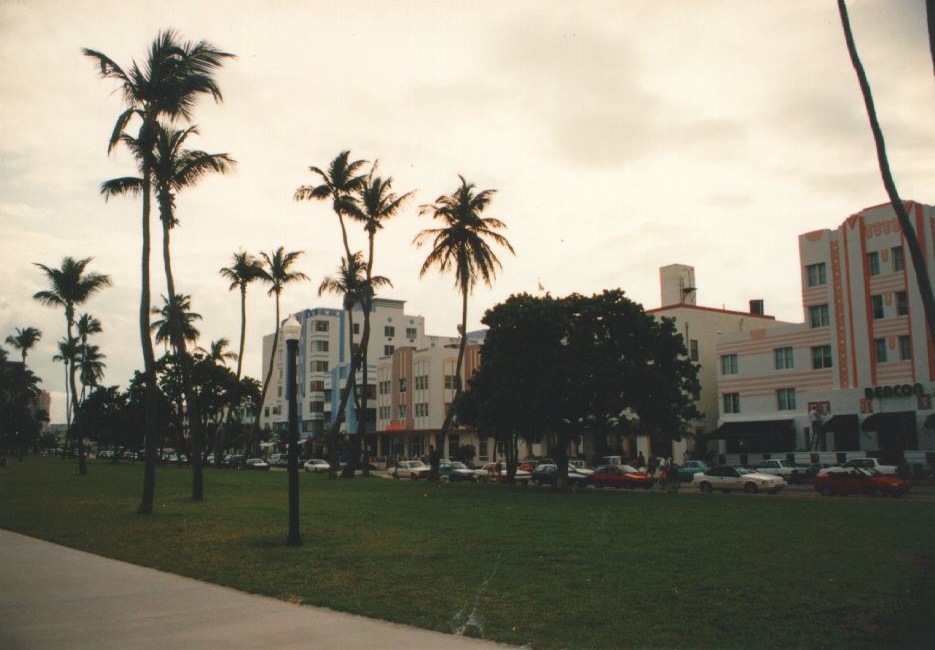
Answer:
[864,383,927,399]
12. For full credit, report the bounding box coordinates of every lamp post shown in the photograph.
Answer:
[283,315,302,547]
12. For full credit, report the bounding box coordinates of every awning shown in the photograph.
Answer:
[823,414,858,433]
[861,411,915,433]
[706,419,795,439]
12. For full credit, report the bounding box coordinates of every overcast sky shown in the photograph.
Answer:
[2,0,933,423]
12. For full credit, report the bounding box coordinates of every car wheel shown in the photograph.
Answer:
[820,486,832,497]
[744,483,758,494]
[700,482,712,493]
[410,474,417,480]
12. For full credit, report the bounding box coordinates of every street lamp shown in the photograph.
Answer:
[283,315,302,547]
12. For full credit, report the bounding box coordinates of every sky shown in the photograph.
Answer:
[1,0,933,424]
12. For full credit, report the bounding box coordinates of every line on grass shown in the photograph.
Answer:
[450,551,503,637]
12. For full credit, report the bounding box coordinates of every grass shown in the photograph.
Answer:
[1,456,934,649]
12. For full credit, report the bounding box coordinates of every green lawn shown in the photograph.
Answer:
[1,457,933,649]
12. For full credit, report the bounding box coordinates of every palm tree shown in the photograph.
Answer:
[256,248,308,441]
[219,251,265,383]
[33,256,111,475]
[150,294,202,352]
[86,29,233,513]
[197,338,239,367]
[5,327,42,366]
[52,337,81,430]
[294,150,368,264]
[414,176,514,455]
[837,0,935,350]
[354,165,412,473]
[75,314,103,402]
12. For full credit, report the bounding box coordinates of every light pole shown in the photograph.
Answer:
[283,315,302,547]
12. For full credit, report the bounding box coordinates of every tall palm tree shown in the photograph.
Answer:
[75,314,103,402]
[219,251,265,383]
[5,327,42,366]
[256,248,308,440]
[414,176,514,451]
[354,165,412,473]
[150,294,202,352]
[52,337,81,430]
[837,0,935,350]
[33,256,111,475]
[294,150,368,264]
[86,29,233,513]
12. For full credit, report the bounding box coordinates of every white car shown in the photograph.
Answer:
[753,459,812,483]
[303,458,330,473]
[473,462,531,484]
[694,466,787,494]
[841,457,899,475]
[392,460,430,479]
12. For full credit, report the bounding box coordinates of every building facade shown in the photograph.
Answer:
[713,201,935,469]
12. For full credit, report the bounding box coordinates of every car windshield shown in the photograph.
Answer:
[736,467,752,475]
[620,465,639,474]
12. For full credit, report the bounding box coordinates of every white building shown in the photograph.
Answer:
[714,201,935,471]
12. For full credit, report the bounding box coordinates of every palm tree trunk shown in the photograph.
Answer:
[66,318,87,476]
[838,0,935,350]
[139,167,158,514]
[256,295,281,454]
[161,218,205,501]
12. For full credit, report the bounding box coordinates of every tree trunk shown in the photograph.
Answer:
[838,0,935,350]
[139,166,158,515]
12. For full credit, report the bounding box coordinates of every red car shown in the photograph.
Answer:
[591,464,654,489]
[814,467,909,497]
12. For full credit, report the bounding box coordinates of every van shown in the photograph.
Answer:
[269,453,289,468]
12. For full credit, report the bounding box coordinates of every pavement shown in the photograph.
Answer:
[0,529,517,650]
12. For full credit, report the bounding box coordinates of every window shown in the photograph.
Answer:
[313,340,329,352]
[868,251,880,276]
[415,375,428,390]
[689,339,699,361]
[444,374,458,390]
[353,323,360,335]
[723,393,740,414]
[399,378,407,393]
[323,389,332,401]
[406,327,418,339]
[720,354,739,375]
[384,325,395,337]
[896,291,908,316]
[310,401,324,413]
[806,263,827,287]
[892,246,905,272]
[809,304,830,328]
[874,338,888,363]
[309,380,324,392]
[384,345,395,356]
[899,335,912,361]
[871,295,885,320]
[313,360,329,372]
[774,347,794,370]
[811,345,833,369]
[314,320,329,332]
[777,388,797,411]
[415,403,429,417]
[398,404,407,419]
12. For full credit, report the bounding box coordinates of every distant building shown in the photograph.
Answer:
[714,201,935,469]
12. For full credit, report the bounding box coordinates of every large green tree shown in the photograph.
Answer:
[0,348,43,460]
[86,29,233,513]
[414,175,514,470]
[33,256,111,475]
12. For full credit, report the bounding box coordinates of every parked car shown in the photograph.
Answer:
[518,457,553,472]
[841,457,899,475]
[393,460,431,479]
[677,460,709,482]
[243,458,270,471]
[814,467,909,497]
[753,459,812,483]
[694,466,787,494]
[224,454,246,469]
[268,453,290,468]
[568,460,594,476]
[474,462,531,484]
[591,464,654,489]
[437,460,477,482]
[531,464,591,487]
[303,458,330,473]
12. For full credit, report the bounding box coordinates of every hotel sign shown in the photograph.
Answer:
[863,383,926,399]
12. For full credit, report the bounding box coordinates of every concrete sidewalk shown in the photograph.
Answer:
[0,529,515,650]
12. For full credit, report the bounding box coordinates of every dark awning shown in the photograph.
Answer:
[706,420,795,439]
[861,411,915,433]
[823,414,858,433]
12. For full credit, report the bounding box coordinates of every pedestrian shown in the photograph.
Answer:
[636,451,645,469]
[648,453,657,476]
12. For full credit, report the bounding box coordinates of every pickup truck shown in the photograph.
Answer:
[753,459,812,483]
[841,457,899,475]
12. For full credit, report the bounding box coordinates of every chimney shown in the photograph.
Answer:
[749,299,764,315]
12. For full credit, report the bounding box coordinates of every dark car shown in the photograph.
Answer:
[437,460,477,482]
[224,454,246,469]
[531,464,591,487]
[591,464,654,489]
[814,467,909,497]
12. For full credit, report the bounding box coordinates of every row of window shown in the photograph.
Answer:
[721,336,912,377]
[309,320,418,340]
[723,389,796,414]
[378,375,458,394]
[805,247,904,289]
[376,402,438,420]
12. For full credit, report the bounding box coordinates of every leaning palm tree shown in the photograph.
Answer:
[837,0,935,350]
[219,251,265,383]
[5,327,42,366]
[33,256,111,475]
[355,165,412,473]
[256,248,309,440]
[414,176,514,451]
[86,29,234,513]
